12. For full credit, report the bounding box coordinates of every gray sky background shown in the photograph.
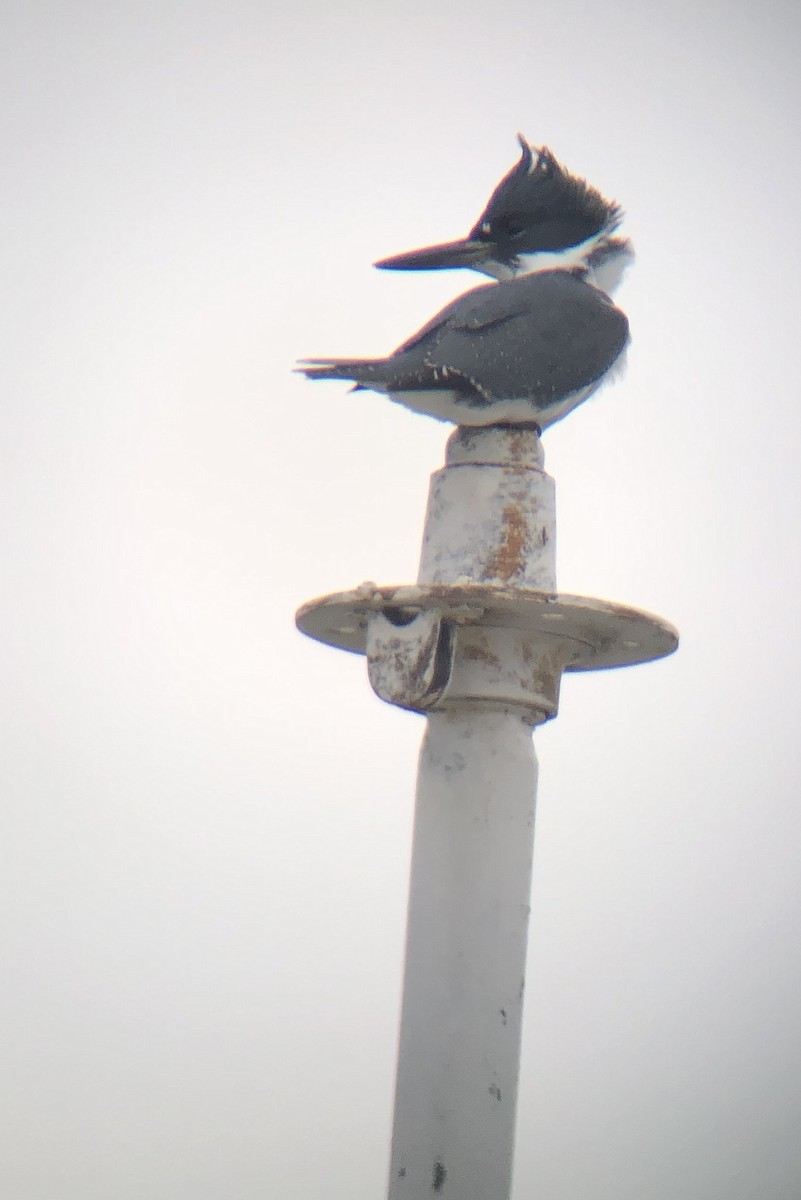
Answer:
[2,1,801,1197]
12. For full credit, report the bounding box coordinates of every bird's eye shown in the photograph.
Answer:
[504,213,537,237]
[480,221,492,234]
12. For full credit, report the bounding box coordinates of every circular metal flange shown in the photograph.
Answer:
[296,583,678,672]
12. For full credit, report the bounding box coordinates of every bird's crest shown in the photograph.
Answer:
[470,135,622,252]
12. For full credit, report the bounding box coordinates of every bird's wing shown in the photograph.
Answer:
[423,272,629,401]
[394,274,541,356]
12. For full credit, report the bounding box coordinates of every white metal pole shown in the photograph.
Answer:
[388,427,553,1199]
[295,426,678,1200]
[388,708,537,1199]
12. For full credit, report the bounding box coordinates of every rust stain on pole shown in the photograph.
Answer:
[486,501,529,583]
[506,428,534,467]
[460,635,501,669]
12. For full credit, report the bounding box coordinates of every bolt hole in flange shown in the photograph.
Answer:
[382,606,419,627]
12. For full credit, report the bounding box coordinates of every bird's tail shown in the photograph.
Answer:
[295,358,383,386]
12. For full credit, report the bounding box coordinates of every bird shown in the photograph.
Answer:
[374,135,633,296]
[296,269,629,429]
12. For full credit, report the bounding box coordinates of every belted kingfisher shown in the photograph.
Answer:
[297,269,628,429]
[374,136,633,295]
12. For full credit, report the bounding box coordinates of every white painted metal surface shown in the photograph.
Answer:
[388,710,537,1200]
[296,584,678,675]
[296,424,678,1199]
[386,428,549,1199]
[418,427,556,591]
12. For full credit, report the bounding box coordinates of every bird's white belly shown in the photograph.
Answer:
[535,382,598,428]
[385,388,541,426]
[384,382,605,428]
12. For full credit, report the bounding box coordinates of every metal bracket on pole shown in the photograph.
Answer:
[297,426,677,1199]
[366,609,454,711]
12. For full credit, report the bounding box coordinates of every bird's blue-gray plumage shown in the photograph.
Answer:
[374,136,632,291]
[298,270,629,429]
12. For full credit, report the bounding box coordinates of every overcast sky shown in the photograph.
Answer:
[2,2,801,1197]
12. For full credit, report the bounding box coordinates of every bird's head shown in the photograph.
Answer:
[375,135,623,281]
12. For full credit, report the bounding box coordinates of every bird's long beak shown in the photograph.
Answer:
[374,237,492,272]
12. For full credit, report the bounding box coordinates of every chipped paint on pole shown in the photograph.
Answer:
[296,426,678,1200]
[418,427,556,591]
